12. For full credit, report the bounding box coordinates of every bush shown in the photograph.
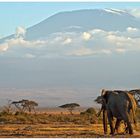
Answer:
[15,111,28,116]
[80,107,96,115]
[0,111,10,116]
[0,108,101,125]
[15,115,28,123]
[86,108,96,114]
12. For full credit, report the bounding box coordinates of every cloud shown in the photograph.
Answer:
[1,26,140,57]
[0,26,47,54]
[62,38,72,45]
[106,34,129,44]
[128,8,140,18]
[90,29,106,36]
[82,32,91,41]
[7,37,46,48]
[0,37,46,54]
[126,27,138,32]
[0,43,9,52]
[15,26,26,38]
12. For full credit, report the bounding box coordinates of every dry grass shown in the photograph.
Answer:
[0,123,139,138]
[0,110,139,138]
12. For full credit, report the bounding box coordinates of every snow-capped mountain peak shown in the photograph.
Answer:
[104,8,127,15]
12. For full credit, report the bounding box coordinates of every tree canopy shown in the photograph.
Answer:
[59,103,80,115]
[11,99,38,113]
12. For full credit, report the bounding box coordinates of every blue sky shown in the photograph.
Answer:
[0,2,140,37]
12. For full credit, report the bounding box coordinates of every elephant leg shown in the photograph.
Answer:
[125,124,129,134]
[122,112,133,134]
[115,119,121,134]
[107,110,114,135]
[103,110,108,134]
[127,121,133,134]
[133,115,137,130]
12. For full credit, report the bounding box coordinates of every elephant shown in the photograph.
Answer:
[113,90,137,133]
[95,89,137,135]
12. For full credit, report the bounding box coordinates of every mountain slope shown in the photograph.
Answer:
[1,9,140,42]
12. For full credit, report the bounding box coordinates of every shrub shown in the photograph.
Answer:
[86,108,96,114]
[80,107,96,115]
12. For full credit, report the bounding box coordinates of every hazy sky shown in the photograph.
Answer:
[0,2,140,37]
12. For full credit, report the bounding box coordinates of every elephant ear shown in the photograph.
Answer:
[101,89,106,96]
[101,89,110,105]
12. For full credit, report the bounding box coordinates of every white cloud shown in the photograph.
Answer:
[1,26,140,57]
[82,32,91,41]
[62,38,72,45]
[0,26,47,53]
[15,26,26,38]
[90,29,106,35]
[126,27,138,32]
[0,36,46,54]
[5,37,46,50]
[0,43,8,52]
[106,34,133,47]
[128,8,140,18]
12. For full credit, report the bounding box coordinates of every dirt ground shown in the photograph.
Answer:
[0,123,139,138]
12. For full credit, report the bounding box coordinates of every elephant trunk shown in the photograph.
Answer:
[103,109,107,134]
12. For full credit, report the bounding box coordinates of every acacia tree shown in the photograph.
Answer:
[11,100,23,112]
[11,99,38,113]
[21,100,38,113]
[59,103,80,115]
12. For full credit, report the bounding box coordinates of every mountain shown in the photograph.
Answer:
[1,9,140,42]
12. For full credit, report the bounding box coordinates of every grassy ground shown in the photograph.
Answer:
[0,123,139,138]
[0,110,140,138]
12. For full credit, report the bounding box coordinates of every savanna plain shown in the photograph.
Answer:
[0,106,140,138]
